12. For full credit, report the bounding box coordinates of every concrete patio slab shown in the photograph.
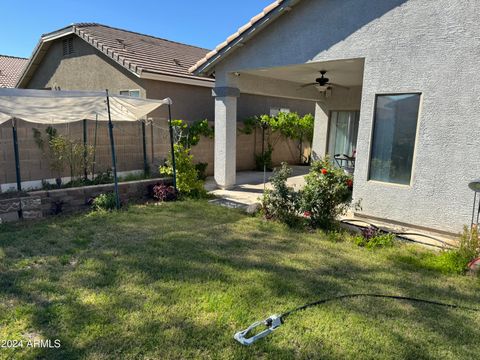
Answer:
[206,165,310,207]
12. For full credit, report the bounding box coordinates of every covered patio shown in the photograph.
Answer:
[209,58,365,190]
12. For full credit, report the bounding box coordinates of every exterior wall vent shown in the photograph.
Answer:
[62,38,74,56]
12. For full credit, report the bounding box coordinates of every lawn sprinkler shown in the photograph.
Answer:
[234,315,283,346]
[233,294,480,346]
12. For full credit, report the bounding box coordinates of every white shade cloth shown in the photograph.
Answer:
[0,88,172,124]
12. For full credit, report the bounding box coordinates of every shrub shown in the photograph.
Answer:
[91,193,117,212]
[152,183,178,202]
[254,147,273,171]
[428,250,471,275]
[431,226,480,274]
[241,112,314,167]
[458,225,480,261]
[160,143,206,198]
[300,158,354,229]
[261,163,302,227]
[195,162,209,181]
[352,230,395,249]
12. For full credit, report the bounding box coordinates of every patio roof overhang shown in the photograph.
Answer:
[228,58,365,101]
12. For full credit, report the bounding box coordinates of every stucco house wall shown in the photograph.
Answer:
[205,0,480,233]
[0,33,315,188]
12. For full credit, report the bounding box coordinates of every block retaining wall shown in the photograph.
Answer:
[0,177,171,223]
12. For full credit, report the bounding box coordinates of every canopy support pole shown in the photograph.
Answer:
[142,120,148,175]
[106,90,120,209]
[12,118,22,192]
[83,119,88,180]
[92,114,98,179]
[167,104,177,191]
[11,118,22,219]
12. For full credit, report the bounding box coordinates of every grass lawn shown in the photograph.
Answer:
[0,200,479,359]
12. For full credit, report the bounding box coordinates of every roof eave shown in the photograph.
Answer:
[190,0,301,76]
[140,70,215,88]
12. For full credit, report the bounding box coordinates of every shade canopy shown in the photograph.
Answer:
[0,88,171,124]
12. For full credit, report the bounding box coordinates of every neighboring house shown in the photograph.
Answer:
[191,0,480,234]
[0,55,28,88]
[17,22,314,122]
[0,23,313,189]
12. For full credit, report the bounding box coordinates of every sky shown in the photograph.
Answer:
[0,0,274,58]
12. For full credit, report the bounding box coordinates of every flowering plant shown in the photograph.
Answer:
[301,157,354,229]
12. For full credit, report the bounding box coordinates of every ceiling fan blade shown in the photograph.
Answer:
[328,82,350,90]
[299,83,318,89]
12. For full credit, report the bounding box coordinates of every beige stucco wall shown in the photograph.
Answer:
[1,34,314,189]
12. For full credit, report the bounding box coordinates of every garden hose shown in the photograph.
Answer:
[340,218,454,249]
[234,293,480,346]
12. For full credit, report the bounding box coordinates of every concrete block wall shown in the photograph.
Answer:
[0,177,170,223]
[1,119,307,190]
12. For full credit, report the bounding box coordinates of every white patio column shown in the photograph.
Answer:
[213,87,240,189]
[311,101,329,160]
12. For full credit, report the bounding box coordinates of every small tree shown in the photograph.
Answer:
[33,126,94,182]
[160,119,213,197]
[241,112,314,169]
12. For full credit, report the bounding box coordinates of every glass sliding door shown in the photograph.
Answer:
[328,111,359,158]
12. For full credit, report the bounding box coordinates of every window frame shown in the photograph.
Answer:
[269,107,291,117]
[367,92,423,187]
[119,89,141,97]
[326,109,360,158]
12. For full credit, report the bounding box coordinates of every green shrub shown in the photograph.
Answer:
[301,157,354,230]
[261,163,302,227]
[160,143,206,198]
[427,226,480,274]
[194,162,209,181]
[458,225,480,261]
[352,232,395,249]
[255,147,273,171]
[427,250,471,274]
[91,193,117,212]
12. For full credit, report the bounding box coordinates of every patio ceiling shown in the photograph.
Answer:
[238,58,364,88]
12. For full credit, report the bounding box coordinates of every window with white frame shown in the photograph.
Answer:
[119,90,141,97]
[270,107,290,116]
[369,93,421,185]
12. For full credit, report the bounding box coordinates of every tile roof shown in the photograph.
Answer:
[189,0,300,75]
[0,55,28,88]
[71,23,211,79]
[18,23,214,87]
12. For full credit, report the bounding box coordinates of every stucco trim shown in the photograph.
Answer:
[140,71,215,88]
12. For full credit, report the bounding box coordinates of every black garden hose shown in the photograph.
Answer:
[279,293,480,322]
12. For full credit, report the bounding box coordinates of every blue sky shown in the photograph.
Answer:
[1,0,273,58]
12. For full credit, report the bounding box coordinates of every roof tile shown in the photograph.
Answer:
[0,55,28,88]
[71,23,211,79]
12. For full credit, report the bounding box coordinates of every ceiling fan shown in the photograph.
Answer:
[300,70,349,90]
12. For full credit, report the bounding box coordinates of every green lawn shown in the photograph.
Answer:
[0,201,479,359]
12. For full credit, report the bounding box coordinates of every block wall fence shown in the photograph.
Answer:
[0,119,306,191]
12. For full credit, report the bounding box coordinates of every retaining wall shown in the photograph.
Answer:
[0,177,170,223]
